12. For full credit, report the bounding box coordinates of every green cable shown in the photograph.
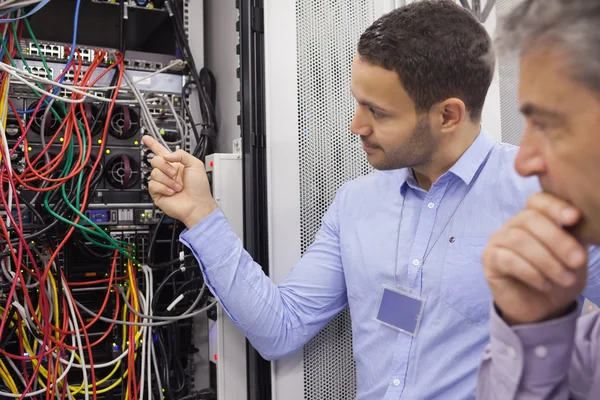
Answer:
[14,14,139,264]
[22,16,52,80]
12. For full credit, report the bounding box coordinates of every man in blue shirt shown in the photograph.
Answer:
[142,1,600,399]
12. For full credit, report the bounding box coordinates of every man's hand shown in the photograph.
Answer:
[482,192,588,325]
[142,135,217,229]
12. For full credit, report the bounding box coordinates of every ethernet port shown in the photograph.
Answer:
[29,100,60,136]
[74,103,103,137]
[108,106,139,140]
[105,154,140,189]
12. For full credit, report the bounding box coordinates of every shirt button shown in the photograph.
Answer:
[393,378,400,386]
[534,346,548,359]
[412,259,420,266]
[428,202,435,209]
[507,346,517,360]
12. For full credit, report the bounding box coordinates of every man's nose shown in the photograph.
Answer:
[515,131,545,177]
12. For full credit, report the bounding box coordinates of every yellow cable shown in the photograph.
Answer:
[1,270,145,396]
[0,358,18,394]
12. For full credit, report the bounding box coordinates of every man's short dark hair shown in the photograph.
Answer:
[358,0,494,121]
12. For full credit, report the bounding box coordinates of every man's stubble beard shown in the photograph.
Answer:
[369,117,435,171]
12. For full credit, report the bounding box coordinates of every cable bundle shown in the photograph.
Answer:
[0,3,217,399]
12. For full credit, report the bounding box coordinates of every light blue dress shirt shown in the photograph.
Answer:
[180,131,600,399]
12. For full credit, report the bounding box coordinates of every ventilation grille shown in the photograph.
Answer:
[496,0,526,145]
[296,0,376,398]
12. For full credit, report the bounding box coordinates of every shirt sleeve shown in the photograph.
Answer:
[581,246,600,311]
[477,303,600,400]
[179,190,348,360]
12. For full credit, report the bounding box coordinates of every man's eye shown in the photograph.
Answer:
[370,108,384,119]
[530,119,548,131]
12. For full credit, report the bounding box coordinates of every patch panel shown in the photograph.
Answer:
[91,0,168,12]
[123,59,164,71]
[60,67,88,83]
[27,42,63,58]
[22,65,53,79]
[22,39,183,73]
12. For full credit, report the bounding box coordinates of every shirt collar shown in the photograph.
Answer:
[447,129,495,185]
[396,128,496,191]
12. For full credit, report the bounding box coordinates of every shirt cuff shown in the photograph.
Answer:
[179,207,240,269]
[490,302,579,384]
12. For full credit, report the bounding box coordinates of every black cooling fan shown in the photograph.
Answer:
[30,101,60,136]
[106,154,140,189]
[74,103,103,136]
[108,106,140,140]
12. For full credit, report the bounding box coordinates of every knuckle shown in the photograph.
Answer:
[519,208,539,223]
[494,248,511,267]
[149,157,161,168]
[505,227,526,247]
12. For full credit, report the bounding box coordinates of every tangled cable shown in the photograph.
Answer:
[0,4,216,400]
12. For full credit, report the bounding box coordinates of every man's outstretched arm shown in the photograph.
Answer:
[143,135,348,360]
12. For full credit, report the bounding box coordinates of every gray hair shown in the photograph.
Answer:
[497,0,600,95]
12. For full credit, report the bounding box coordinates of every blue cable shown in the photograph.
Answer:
[63,0,82,78]
[51,0,81,95]
[0,34,7,61]
[0,0,51,23]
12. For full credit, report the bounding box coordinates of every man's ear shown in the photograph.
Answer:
[435,98,467,133]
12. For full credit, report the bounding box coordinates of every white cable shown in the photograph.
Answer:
[61,278,89,400]
[151,333,163,399]
[164,94,186,143]
[166,294,184,312]
[0,0,42,10]
[0,313,78,398]
[12,59,184,92]
[3,58,184,94]
[0,62,158,105]
[139,263,155,400]
[122,69,171,149]
[0,63,85,103]
[145,264,155,399]
[0,81,13,230]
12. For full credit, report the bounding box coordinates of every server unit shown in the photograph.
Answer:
[0,1,232,399]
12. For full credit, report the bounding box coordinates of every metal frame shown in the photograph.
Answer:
[262,1,396,399]
[184,0,212,393]
[237,0,272,399]
[205,153,248,400]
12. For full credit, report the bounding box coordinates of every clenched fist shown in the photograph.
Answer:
[482,192,588,325]
[142,135,218,229]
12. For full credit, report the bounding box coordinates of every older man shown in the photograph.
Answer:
[478,1,600,399]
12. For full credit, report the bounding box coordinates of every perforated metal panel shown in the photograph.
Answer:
[296,1,376,398]
[496,0,526,145]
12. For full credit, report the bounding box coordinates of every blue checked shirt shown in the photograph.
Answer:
[180,131,600,399]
